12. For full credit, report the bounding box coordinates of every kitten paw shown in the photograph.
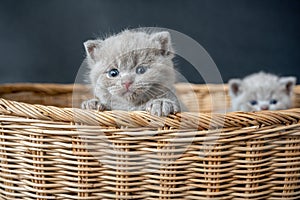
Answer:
[146,99,180,117]
[81,99,106,111]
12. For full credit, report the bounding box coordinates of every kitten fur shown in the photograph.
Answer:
[81,30,181,116]
[229,72,296,112]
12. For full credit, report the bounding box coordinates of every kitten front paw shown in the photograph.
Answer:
[146,99,180,117]
[81,99,106,111]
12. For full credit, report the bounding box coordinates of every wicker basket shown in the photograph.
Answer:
[0,83,299,200]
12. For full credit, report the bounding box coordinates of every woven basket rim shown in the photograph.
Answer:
[1,97,300,131]
[0,83,88,95]
[1,83,300,130]
[0,82,228,94]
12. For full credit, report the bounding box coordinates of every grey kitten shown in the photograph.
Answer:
[81,30,181,117]
[229,72,296,112]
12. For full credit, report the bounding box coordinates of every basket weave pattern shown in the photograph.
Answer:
[0,83,300,200]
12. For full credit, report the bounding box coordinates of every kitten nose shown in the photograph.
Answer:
[261,105,269,110]
[123,81,133,90]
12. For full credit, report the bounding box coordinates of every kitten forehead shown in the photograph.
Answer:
[245,88,273,100]
[242,72,279,90]
[99,49,156,72]
[97,30,166,60]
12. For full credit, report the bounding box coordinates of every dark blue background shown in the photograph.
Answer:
[0,0,299,84]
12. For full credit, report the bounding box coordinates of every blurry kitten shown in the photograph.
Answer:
[81,30,181,116]
[229,72,296,112]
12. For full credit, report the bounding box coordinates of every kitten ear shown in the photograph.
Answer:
[228,79,242,97]
[150,31,173,56]
[84,39,102,61]
[279,76,296,95]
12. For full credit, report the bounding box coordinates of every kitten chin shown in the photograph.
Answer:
[81,29,182,117]
[228,71,296,112]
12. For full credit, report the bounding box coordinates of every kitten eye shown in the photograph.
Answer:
[250,100,258,105]
[108,69,119,77]
[270,99,277,104]
[136,66,147,74]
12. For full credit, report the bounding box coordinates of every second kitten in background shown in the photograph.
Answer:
[229,72,296,112]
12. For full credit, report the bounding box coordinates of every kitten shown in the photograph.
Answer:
[81,30,181,117]
[229,72,296,112]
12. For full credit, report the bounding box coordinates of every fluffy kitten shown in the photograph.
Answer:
[81,30,181,116]
[229,72,296,112]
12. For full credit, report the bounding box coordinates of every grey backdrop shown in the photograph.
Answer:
[0,0,299,84]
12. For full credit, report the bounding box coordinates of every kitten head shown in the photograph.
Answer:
[84,30,175,103]
[229,72,296,111]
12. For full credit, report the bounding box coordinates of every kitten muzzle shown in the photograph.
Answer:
[123,81,133,91]
[260,105,269,110]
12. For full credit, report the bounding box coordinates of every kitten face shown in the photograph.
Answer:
[229,72,296,112]
[84,30,175,105]
[95,51,175,103]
